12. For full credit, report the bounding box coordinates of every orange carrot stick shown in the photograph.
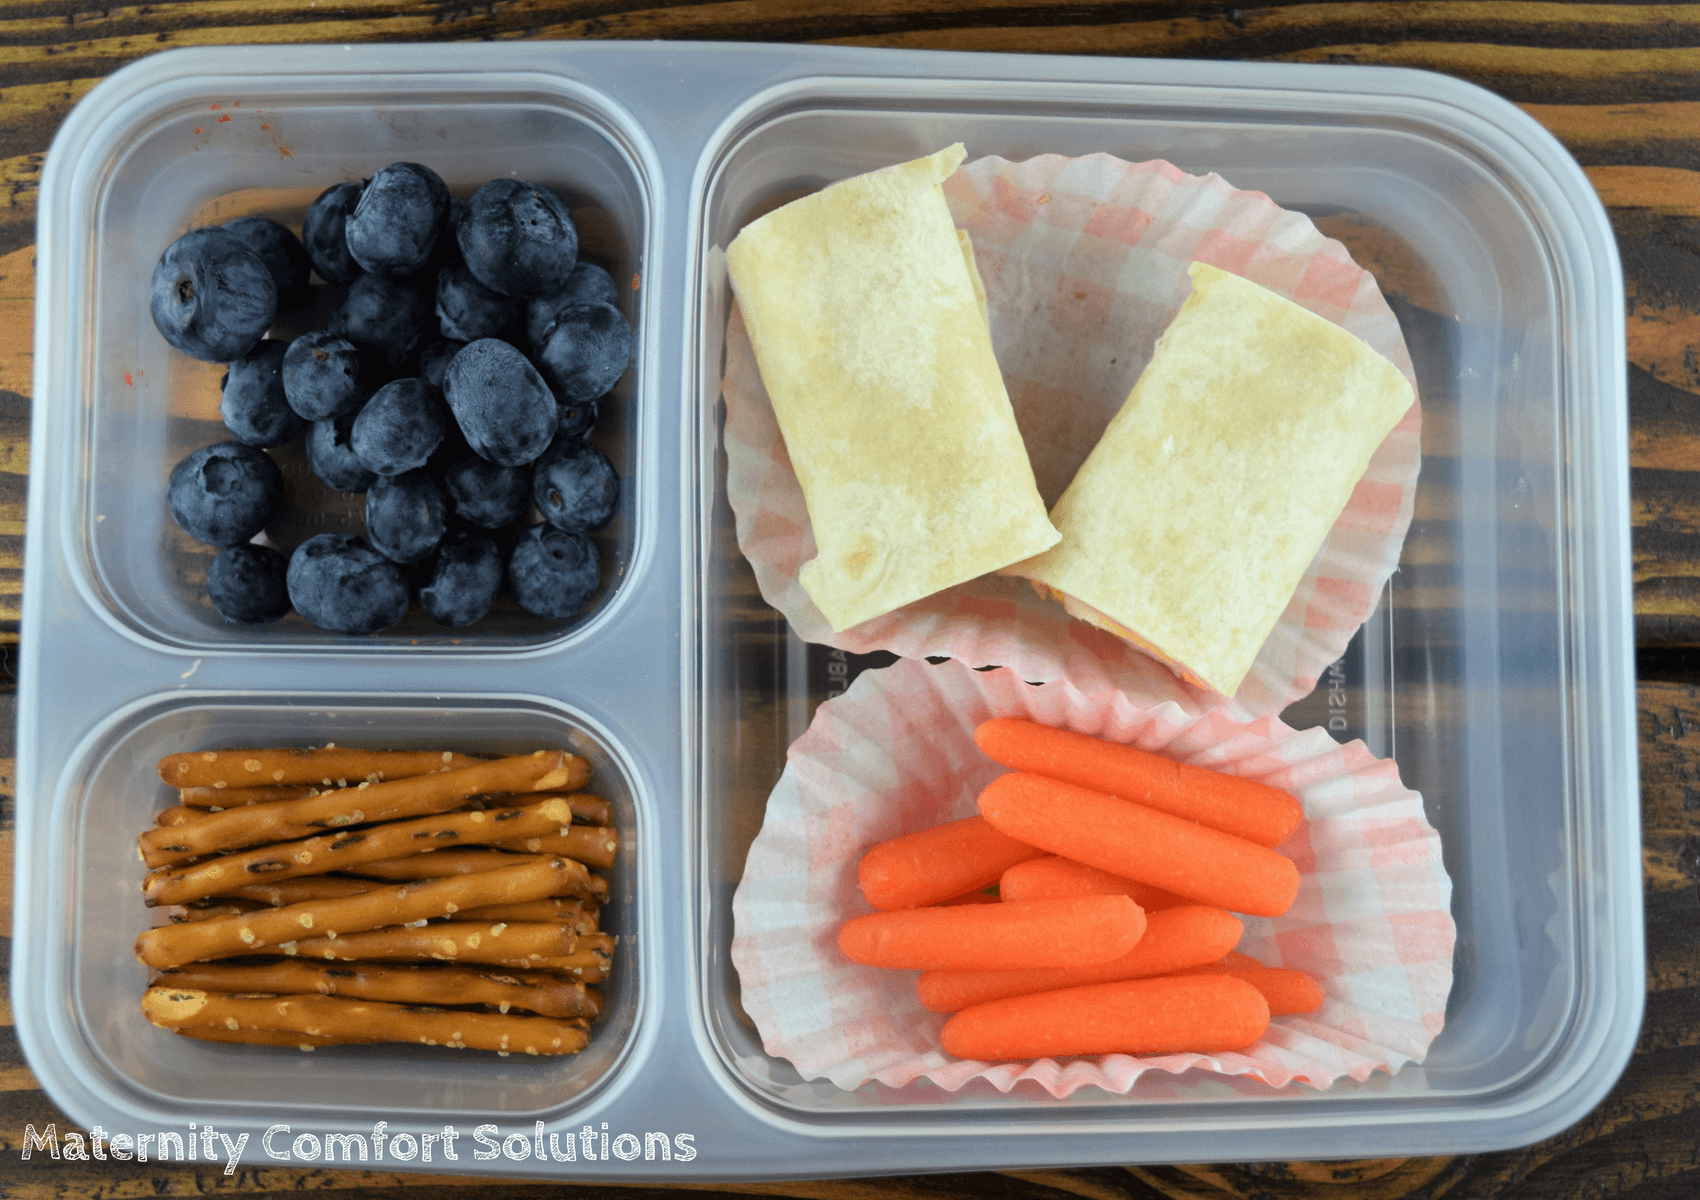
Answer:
[977,772,1299,918]
[975,719,1303,847]
[1167,961,1325,1015]
[1000,856,1188,911]
[838,895,1146,971]
[940,975,1269,1060]
[915,904,1241,1012]
[858,816,1045,911]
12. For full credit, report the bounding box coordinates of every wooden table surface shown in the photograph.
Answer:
[0,2,1695,1197]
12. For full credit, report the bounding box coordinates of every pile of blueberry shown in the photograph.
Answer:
[153,162,630,635]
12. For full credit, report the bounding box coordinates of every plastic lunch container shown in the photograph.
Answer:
[15,42,1636,1177]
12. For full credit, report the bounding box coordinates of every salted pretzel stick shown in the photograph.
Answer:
[164,792,604,831]
[135,857,579,969]
[554,794,611,826]
[489,826,618,870]
[153,960,602,1020]
[491,947,611,981]
[142,796,580,892]
[212,876,598,910]
[178,784,323,809]
[352,850,608,902]
[172,1027,383,1049]
[257,923,600,967]
[143,988,591,1055]
[157,748,482,790]
[139,751,588,863]
[220,877,377,906]
[450,899,598,931]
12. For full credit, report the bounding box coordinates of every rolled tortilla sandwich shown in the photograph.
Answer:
[726,144,1058,632]
[1008,261,1417,697]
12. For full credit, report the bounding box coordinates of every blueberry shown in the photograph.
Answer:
[167,441,282,546]
[283,331,363,422]
[441,339,557,467]
[364,469,446,564]
[220,339,303,448]
[533,437,619,533]
[534,302,632,404]
[345,162,450,277]
[286,533,411,634]
[150,228,278,363]
[206,543,290,623]
[458,179,577,298]
[301,182,363,286]
[415,336,466,390]
[555,396,598,440]
[305,413,378,492]
[444,455,530,529]
[222,215,311,309]
[436,264,519,343]
[351,378,446,476]
[525,262,620,348]
[420,530,503,626]
[507,523,598,619]
[328,273,429,369]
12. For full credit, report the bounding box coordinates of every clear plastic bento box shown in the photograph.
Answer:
[15,42,1636,1178]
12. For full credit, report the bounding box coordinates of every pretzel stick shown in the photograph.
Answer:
[158,748,482,790]
[211,876,598,910]
[490,826,618,870]
[139,751,588,864]
[142,796,579,890]
[178,784,323,809]
[557,794,611,826]
[158,794,605,835]
[171,1027,383,1049]
[351,849,541,879]
[220,877,378,906]
[449,899,598,932]
[153,961,601,1019]
[490,948,611,982]
[143,988,591,1055]
[135,857,579,969]
[351,850,608,902]
[257,922,588,966]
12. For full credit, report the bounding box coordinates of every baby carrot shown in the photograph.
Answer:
[858,815,1045,911]
[1000,855,1188,911]
[940,975,1270,1061]
[1168,960,1326,1015]
[977,772,1300,917]
[916,903,1241,1012]
[975,718,1303,847]
[838,894,1145,971]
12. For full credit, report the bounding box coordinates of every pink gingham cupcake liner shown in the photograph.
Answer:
[721,154,1423,719]
[730,657,1454,1097]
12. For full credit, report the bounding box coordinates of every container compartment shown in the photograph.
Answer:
[78,76,652,651]
[695,79,1618,1123]
[51,692,641,1122]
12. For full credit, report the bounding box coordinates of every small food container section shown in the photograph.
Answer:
[14,42,1637,1178]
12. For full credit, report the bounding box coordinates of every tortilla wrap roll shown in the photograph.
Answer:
[1009,261,1416,696]
[726,143,1058,632]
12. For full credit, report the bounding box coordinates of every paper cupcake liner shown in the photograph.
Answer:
[730,657,1454,1097]
[721,153,1423,719]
